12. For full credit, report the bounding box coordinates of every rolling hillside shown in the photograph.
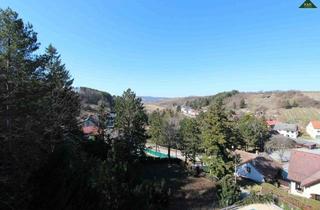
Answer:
[145,91,320,128]
[77,87,115,115]
[77,87,320,129]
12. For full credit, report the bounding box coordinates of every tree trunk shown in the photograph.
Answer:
[6,37,11,153]
[167,146,171,159]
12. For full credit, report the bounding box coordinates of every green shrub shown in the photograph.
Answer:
[217,175,241,207]
[238,192,274,206]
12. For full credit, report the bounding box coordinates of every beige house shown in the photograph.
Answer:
[288,149,320,200]
[306,120,320,139]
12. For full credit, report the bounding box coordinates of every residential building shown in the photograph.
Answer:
[266,120,280,129]
[181,105,199,117]
[82,115,99,136]
[235,150,281,183]
[288,148,320,200]
[81,113,117,140]
[273,123,299,139]
[306,120,320,139]
[106,112,116,128]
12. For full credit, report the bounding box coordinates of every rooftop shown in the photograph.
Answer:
[310,120,320,129]
[235,150,257,163]
[293,148,320,155]
[288,149,320,187]
[273,123,298,132]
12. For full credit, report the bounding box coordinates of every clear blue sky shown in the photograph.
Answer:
[2,0,320,97]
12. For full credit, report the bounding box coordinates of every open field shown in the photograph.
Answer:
[144,104,166,113]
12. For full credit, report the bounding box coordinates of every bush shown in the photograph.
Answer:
[217,175,241,207]
[238,192,274,206]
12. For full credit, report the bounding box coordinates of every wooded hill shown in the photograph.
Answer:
[77,87,114,115]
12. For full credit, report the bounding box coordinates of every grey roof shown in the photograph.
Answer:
[295,138,317,146]
[273,123,298,132]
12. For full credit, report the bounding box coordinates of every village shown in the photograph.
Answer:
[81,99,320,209]
[2,1,320,209]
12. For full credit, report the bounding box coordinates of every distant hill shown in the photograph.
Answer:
[145,90,320,129]
[140,96,169,103]
[77,87,114,115]
[76,87,320,130]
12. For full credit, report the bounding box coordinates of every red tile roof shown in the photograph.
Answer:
[288,149,320,187]
[301,171,320,187]
[266,120,279,126]
[311,120,320,129]
[236,150,257,163]
[83,126,99,135]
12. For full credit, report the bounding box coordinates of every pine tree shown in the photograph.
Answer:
[148,110,164,151]
[179,118,201,163]
[200,99,238,179]
[0,9,81,209]
[40,44,80,151]
[114,89,148,156]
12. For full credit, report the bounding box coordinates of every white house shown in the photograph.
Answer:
[306,120,320,139]
[288,148,320,200]
[181,105,199,117]
[235,150,281,183]
[273,123,299,139]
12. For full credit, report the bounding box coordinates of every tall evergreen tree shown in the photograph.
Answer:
[40,44,80,151]
[0,9,80,209]
[0,8,45,209]
[148,110,164,151]
[114,89,148,156]
[200,100,238,179]
[179,117,201,163]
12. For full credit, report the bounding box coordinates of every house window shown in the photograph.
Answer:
[295,182,303,192]
[246,166,251,173]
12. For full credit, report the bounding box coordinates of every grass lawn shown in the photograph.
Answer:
[141,160,217,210]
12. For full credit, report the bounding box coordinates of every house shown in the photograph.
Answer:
[235,150,281,183]
[288,149,320,200]
[295,138,316,150]
[181,106,199,117]
[273,123,298,139]
[82,115,99,136]
[266,120,280,129]
[106,112,116,128]
[306,120,320,139]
